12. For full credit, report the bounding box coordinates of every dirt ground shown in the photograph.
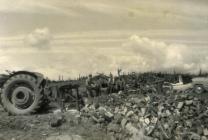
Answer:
[0,105,112,140]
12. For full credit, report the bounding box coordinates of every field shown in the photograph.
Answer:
[0,72,208,140]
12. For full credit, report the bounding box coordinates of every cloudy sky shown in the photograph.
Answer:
[0,0,208,79]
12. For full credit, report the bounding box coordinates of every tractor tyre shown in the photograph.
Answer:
[194,85,204,94]
[1,74,43,115]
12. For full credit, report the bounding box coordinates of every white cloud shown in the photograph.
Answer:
[122,35,208,73]
[24,27,52,48]
[1,31,208,79]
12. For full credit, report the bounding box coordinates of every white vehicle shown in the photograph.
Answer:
[163,75,192,93]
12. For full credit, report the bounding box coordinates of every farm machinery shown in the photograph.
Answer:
[192,77,208,94]
[0,70,192,115]
[0,71,81,115]
[0,71,127,115]
[86,73,126,97]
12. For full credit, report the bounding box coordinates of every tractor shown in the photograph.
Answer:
[0,71,81,115]
[88,73,126,96]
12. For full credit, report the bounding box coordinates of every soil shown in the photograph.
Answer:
[0,105,111,140]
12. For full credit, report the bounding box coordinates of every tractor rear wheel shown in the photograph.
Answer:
[1,74,43,115]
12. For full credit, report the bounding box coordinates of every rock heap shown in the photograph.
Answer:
[80,89,208,140]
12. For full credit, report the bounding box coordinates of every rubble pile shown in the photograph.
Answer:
[144,93,208,140]
[80,90,208,140]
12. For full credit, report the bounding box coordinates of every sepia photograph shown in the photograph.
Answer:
[0,0,208,140]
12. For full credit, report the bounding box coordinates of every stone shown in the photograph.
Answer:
[174,109,180,115]
[197,126,203,135]
[125,123,138,135]
[126,102,131,107]
[50,109,64,127]
[105,111,114,120]
[151,117,158,124]
[118,91,123,95]
[194,97,199,101]
[53,109,63,118]
[114,107,119,114]
[114,113,122,124]
[92,114,105,123]
[165,110,171,117]
[190,133,200,140]
[158,105,164,113]
[201,136,208,140]
[131,97,142,105]
[126,111,134,117]
[89,104,96,110]
[180,94,188,99]
[177,102,184,109]
[204,128,208,136]
[132,115,139,123]
[185,100,193,105]
[145,125,155,135]
[139,117,145,123]
[65,109,80,117]
[82,97,89,106]
[185,120,192,127]
[132,105,138,109]
[145,96,150,102]
[144,118,150,125]
[98,106,107,115]
[163,123,169,130]
[140,108,146,116]
[188,95,194,100]
[121,118,128,128]
[121,107,128,115]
